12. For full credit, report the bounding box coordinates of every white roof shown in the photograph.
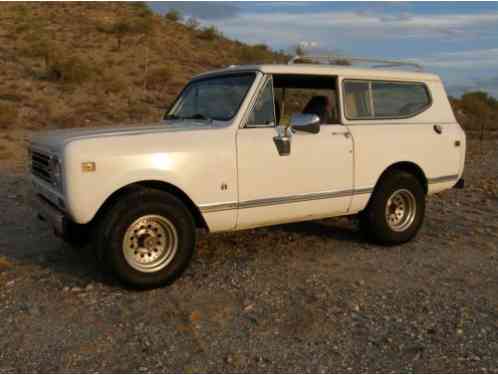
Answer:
[195,64,440,82]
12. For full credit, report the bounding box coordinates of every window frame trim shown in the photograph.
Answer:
[243,75,277,129]
[342,78,433,121]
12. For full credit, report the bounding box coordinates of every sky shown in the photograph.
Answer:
[148,1,498,98]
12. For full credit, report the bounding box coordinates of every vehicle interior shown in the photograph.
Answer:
[273,74,340,125]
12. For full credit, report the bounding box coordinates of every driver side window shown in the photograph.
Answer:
[246,80,276,128]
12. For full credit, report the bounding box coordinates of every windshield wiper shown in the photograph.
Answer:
[182,113,212,121]
[164,114,180,120]
[165,113,213,122]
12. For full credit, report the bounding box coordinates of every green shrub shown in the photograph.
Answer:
[164,9,182,22]
[197,25,220,41]
[130,2,153,18]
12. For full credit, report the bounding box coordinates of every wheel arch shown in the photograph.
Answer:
[92,180,209,230]
[373,161,428,196]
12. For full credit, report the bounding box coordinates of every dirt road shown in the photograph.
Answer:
[0,139,497,372]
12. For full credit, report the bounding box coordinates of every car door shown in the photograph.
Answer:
[236,75,354,230]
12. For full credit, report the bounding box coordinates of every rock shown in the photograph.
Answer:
[190,311,201,322]
[243,303,255,312]
[85,283,94,291]
[71,286,83,292]
[5,280,15,287]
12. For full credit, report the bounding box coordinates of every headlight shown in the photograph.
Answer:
[50,156,63,190]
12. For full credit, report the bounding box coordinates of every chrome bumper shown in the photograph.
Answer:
[34,195,66,236]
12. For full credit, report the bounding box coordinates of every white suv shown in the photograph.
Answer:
[30,61,466,287]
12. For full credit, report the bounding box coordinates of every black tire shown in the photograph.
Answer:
[360,171,425,245]
[95,188,196,288]
[62,220,91,248]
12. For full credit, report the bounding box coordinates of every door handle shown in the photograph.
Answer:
[433,124,443,134]
[332,132,351,139]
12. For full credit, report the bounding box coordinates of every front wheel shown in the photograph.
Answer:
[95,188,196,288]
[360,171,425,245]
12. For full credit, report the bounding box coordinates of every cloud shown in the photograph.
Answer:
[412,48,498,69]
[204,10,498,48]
[447,75,498,98]
[146,3,498,98]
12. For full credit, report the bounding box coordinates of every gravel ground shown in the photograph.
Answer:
[0,139,497,373]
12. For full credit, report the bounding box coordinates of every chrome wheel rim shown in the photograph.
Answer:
[122,215,178,273]
[385,189,416,232]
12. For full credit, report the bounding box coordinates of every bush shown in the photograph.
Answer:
[0,103,18,129]
[130,2,153,18]
[164,9,182,22]
[238,45,273,64]
[451,91,498,135]
[98,17,152,50]
[47,55,95,84]
[197,25,220,41]
[333,58,352,66]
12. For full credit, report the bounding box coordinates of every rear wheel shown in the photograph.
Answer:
[95,188,196,288]
[360,171,425,245]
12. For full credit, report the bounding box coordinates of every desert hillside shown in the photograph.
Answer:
[0,2,496,169]
[0,2,285,168]
[0,2,285,131]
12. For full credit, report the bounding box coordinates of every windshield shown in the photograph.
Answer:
[166,73,256,122]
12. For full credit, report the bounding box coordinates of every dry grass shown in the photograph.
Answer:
[0,103,18,129]
[0,2,286,131]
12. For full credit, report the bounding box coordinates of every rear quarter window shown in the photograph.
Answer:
[372,82,430,117]
[343,79,431,120]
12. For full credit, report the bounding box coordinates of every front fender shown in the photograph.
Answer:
[65,166,194,224]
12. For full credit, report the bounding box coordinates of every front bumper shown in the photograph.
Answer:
[34,195,67,237]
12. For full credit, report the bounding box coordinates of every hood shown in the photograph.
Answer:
[30,121,224,153]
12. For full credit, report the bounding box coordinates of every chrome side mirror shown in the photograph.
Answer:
[290,113,320,134]
[273,126,292,156]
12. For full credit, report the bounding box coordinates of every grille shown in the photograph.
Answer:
[31,150,53,184]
